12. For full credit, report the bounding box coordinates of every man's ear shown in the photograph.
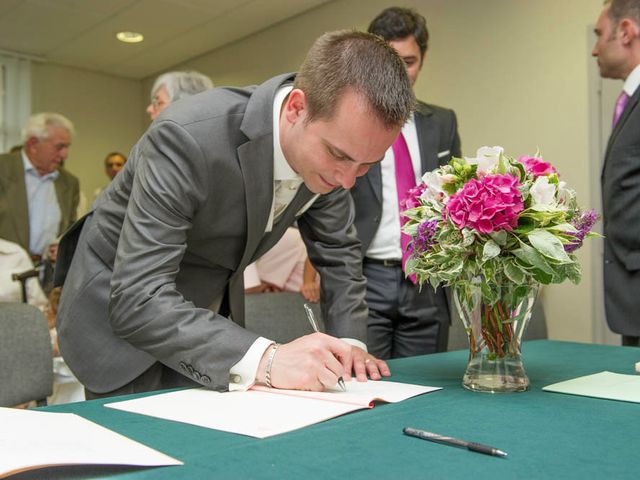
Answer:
[619,18,639,45]
[24,136,39,153]
[283,88,307,123]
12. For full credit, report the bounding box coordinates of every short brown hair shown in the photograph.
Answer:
[606,0,640,26]
[368,7,429,57]
[294,30,414,129]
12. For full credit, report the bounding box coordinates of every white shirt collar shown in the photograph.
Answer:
[624,64,640,97]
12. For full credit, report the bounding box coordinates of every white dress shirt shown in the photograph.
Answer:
[22,151,61,256]
[366,113,422,260]
[623,64,640,97]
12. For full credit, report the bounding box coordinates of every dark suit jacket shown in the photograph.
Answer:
[350,101,461,324]
[350,101,461,253]
[601,84,640,336]
[0,152,79,254]
[55,74,368,393]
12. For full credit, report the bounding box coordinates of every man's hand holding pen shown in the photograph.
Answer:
[256,333,391,391]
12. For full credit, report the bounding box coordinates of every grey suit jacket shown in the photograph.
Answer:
[601,85,640,336]
[56,73,368,393]
[0,152,79,254]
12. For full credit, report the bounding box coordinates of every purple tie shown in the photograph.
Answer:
[392,132,416,283]
[612,91,630,128]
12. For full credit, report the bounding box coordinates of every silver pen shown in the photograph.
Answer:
[403,427,508,458]
[303,303,347,391]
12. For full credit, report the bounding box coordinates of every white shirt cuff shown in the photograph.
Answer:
[229,337,273,391]
[341,337,367,352]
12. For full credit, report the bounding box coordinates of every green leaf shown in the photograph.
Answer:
[513,243,555,274]
[527,229,572,264]
[461,229,475,247]
[490,230,508,246]
[504,261,526,284]
[546,223,578,233]
[496,151,510,174]
[482,240,500,263]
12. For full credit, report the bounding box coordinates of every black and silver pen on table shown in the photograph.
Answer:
[303,303,347,392]
[403,427,507,458]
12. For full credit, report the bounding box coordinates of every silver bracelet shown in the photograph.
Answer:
[264,343,280,388]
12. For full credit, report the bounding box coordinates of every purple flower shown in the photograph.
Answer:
[445,174,523,234]
[518,156,557,177]
[400,183,427,211]
[564,209,598,253]
[409,219,438,255]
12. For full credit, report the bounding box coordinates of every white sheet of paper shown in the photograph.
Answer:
[106,380,440,438]
[0,408,182,479]
[542,371,640,403]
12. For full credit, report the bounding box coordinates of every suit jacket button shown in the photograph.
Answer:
[230,374,241,383]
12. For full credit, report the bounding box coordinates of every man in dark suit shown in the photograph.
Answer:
[593,0,640,347]
[56,30,414,398]
[0,113,79,265]
[351,7,461,359]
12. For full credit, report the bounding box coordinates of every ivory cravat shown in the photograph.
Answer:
[273,179,302,222]
[612,91,630,128]
[392,132,417,282]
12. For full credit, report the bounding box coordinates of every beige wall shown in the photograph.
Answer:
[152,0,605,343]
[31,63,146,208]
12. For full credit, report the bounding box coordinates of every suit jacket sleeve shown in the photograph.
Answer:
[297,189,367,342]
[108,119,259,390]
[604,140,640,271]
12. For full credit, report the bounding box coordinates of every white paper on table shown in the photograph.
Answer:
[106,380,440,438]
[0,408,182,479]
[542,371,640,403]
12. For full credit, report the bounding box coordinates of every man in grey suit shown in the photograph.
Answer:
[350,7,461,359]
[593,0,640,346]
[0,112,79,265]
[56,30,414,398]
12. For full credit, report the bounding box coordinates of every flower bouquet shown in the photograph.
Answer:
[402,146,598,392]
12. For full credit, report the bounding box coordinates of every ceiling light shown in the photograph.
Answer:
[116,31,144,43]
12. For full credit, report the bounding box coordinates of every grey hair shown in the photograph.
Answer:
[150,70,214,102]
[21,112,75,142]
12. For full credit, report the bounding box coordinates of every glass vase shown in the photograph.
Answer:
[453,281,539,393]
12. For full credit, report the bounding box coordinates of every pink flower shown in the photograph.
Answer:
[400,183,427,211]
[445,174,523,234]
[518,156,556,177]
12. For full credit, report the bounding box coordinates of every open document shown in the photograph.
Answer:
[543,371,640,403]
[0,408,182,479]
[106,380,440,438]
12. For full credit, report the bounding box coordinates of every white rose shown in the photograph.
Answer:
[421,171,448,201]
[530,176,556,206]
[556,180,574,205]
[465,146,504,174]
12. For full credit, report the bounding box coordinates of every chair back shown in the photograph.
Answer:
[244,292,323,343]
[0,303,53,406]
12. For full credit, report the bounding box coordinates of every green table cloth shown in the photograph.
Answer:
[30,340,638,479]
